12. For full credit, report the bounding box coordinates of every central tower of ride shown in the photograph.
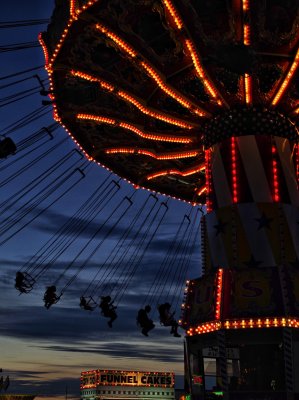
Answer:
[182,109,299,399]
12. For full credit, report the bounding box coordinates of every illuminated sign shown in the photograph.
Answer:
[81,371,97,388]
[81,370,174,388]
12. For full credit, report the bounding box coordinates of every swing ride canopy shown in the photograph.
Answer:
[40,0,299,205]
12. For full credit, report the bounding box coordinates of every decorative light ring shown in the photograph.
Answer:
[203,108,298,147]
[186,317,299,336]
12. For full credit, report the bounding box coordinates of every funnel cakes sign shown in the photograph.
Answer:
[81,369,174,388]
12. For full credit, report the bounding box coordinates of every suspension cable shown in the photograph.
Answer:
[164,208,199,302]
[1,105,51,136]
[0,136,69,188]
[53,189,135,291]
[174,212,201,312]
[0,125,60,176]
[61,191,136,293]
[0,41,40,53]
[163,215,194,302]
[15,123,59,153]
[144,205,193,307]
[84,193,158,297]
[92,196,162,296]
[0,162,89,247]
[0,158,86,235]
[0,80,49,108]
[0,74,45,90]
[30,179,121,281]
[0,65,44,81]
[114,200,169,305]
[0,149,81,214]
[21,173,113,275]
[0,19,49,29]
[91,194,158,296]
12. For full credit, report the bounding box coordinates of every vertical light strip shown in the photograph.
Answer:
[243,24,251,46]
[242,0,249,11]
[215,269,224,321]
[242,0,250,44]
[244,74,252,104]
[70,0,77,18]
[296,143,299,187]
[205,149,212,212]
[200,216,207,275]
[242,0,252,104]
[272,143,280,202]
[231,136,238,203]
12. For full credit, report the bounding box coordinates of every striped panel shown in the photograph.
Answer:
[283,328,294,392]
[230,205,252,267]
[231,205,238,268]
[278,265,291,314]
[205,210,229,268]
[277,204,291,314]
[217,330,228,391]
[275,137,299,206]
[203,203,299,271]
[210,145,232,208]
[237,135,273,202]
[209,135,299,210]
[238,203,277,266]
[287,268,299,314]
[201,215,208,274]
[253,203,282,264]
[282,204,299,261]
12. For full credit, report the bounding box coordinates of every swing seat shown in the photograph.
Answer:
[15,271,35,293]
[80,296,97,311]
[44,294,61,309]
[23,272,36,286]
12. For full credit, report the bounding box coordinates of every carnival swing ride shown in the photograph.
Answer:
[3,0,299,351]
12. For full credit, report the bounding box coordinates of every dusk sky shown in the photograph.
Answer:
[0,2,202,399]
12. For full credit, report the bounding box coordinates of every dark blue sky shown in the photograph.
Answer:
[0,2,202,399]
